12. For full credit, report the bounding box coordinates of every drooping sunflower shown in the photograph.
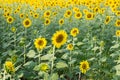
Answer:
[115,19,120,27]
[59,18,64,25]
[40,63,49,72]
[74,11,82,19]
[104,16,111,24]
[85,12,94,20]
[79,60,90,74]
[34,37,47,50]
[52,30,68,48]
[23,18,32,28]
[44,18,51,26]
[7,16,14,24]
[70,28,79,37]
[116,30,120,37]
[67,44,73,50]
[11,26,16,33]
[5,61,15,73]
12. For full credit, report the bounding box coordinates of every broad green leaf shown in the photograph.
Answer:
[110,44,119,49]
[27,50,36,58]
[56,61,68,69]
[92,46,99,51]
[41,54,55,61]
[50,73,59,80]
[115,64,120,76]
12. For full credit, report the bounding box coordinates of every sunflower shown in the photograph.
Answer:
[33,13,39,18]
[115,19,120,27]
[44,18,51,26]
[79,60,90,74]
[67,44,73,50]
[74,11,82,19]
[23,18,32,28]
[34,37,47,50]
[93,7,100,13]
[5,12,10,17]
[73,7,80,13]
[52,30,68,48]
[20,13,24,18]
[70,28,79,37]
[105,16,111,24]
[59,18,64,25]
[65,10,72,18]
[115,11,120,16]
[5,61,15,73]
[44,10,51,18]
[40,63,49,72]
[116,30,120,37]
[85,12,94,20]
[83,9,88,14]
[7,16,14,24]
[11,26,16,33]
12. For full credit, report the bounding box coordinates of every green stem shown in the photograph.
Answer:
[23,28,27,64]
[9,74,12,80]
[69,50,72,74]
[117,36,119,43]
[38,49,42,64]
[3,65,6,80]
[14,32,16,49]
[51,46,55,74]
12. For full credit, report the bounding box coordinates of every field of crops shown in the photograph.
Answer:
[0,0,120,80]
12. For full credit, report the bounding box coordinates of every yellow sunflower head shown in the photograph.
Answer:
[23,18,32,28]
[34,37,47,50]
[115,19,120,27]
[116,30,120,37]
[52,30,68,48]
[33,13,39,18]
[5,61,15,73]
[73,7,80,13]
[74,11,82,19]
[7,16,14,24]
[59,18,64,26]
[40,63,49,72]
[85,12,94,20]
[20,13,24,18]
[11,26,16,33]
[64,10,72,18]
[44,18,51,26]
[70,28,79,37]
[104,16,111,24]
[44,10,51,18]
[67,44,73,50]
[115,11,120,16]
[79,60,90,74]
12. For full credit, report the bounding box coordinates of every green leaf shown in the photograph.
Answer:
[115,64,120,76]
[50,73,59,80]
[33,64,40,71]
[76,42,84,46]
[110,44,119,49]
[56,61,68,69]
[41,54,55,61]
[23,61,35,69]
[61,53,69,59]
[92,46,99,51]
[27,50,36,58]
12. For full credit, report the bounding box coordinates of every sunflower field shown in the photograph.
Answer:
[0,0,120,80]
